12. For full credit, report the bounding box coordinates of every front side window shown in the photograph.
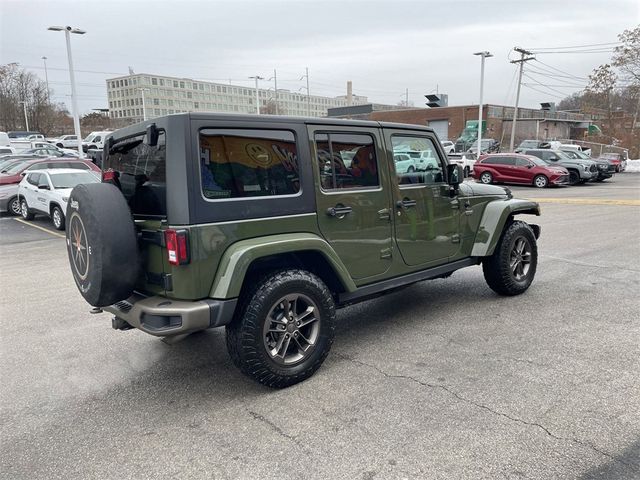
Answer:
[314,132,379,190]
[199,129,299,199]
[26,173,40,186]
[391,135,443,185]
[104,131,167,217]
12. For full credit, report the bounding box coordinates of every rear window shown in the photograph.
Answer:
[104,131,166,217]
[50,171,100,189]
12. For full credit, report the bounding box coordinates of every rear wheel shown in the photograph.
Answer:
[480,171,493,184]
[51,206,65,230]
[483,221,537,296]
[226,269,336,388]
[20,199,35,220]
[533,175,548,188]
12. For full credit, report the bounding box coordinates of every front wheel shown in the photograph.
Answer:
[483,221,537,296]
[51,206,65,230]
[479,171,493,184]
[533,175,548,188]
[226,269,336,388]
[8,196,21,216]
[568,170,580,185]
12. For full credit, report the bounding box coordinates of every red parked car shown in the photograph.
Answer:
[473,153,570,188]
[0,157,100,186]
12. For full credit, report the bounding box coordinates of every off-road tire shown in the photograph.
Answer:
[226,269,336,388]
[483,220,537,296]
[533,175,548,188]
[20,199,35,220]
[65,183,139,307]
[51,205,65,230]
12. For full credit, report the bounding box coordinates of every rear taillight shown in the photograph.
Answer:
[165,229,190,266]
[102,170,116,182]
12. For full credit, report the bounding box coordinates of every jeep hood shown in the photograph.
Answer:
[465,182,509,197]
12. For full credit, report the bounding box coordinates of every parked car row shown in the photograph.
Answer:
[471,148,625,188]
[1,130,112,155]
[0,155,100,218]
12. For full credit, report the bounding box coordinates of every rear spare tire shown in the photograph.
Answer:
[65,183,139,307]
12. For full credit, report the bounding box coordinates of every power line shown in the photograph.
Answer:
[532,59,589,82]
[520,84,566,101]
[522,74,580,97]
[534,49,616,55]
[527,41,621,50]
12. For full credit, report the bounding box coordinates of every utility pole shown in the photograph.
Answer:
[20,101,29,130]
[273,69,279,115]
[405,88,409,107]
[474,51,493,157]
[509,47,535,151]
[42,56,50,103]
[249,75,264,114]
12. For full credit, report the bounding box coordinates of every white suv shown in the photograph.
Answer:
[53,135,79,149]
[82,131,112,152]
[18,169,100,230]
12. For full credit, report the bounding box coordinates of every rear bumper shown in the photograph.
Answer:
[104,293,237,337]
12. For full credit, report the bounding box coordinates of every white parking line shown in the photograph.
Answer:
[13,218,66,239]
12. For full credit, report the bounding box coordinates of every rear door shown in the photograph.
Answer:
[310,126,393,280]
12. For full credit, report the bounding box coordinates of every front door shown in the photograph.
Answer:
[385,130,460,267]
[311,127,393,280]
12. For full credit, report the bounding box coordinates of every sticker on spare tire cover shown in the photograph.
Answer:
[68,212,91,285]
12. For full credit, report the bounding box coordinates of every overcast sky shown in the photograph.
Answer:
[1,0,638,115]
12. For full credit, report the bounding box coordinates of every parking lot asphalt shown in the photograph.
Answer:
[1,174,639,480]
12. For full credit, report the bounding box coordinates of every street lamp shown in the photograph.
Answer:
[48,25,86,157]
[473,51,493,158]
[249,75,264,114]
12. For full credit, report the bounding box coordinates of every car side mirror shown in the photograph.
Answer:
[145,123,159,146]
[20,172,26,176]
[38,183,50,190]
[527,164,534,168]
[447,164,463,188]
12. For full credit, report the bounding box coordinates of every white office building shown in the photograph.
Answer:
[106,73,368,123]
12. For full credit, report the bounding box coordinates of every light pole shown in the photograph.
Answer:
[41,56,50,103]
[19,101,29,130]
[473,51,493,158]
[48,25,85,157]
[249,75,264,114]
[138,88,150,121]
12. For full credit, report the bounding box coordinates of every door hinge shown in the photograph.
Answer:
[450,199,460,209]
[380,248,393,259]
[452,234,461,244]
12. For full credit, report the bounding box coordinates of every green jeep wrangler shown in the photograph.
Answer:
[66,114,540,388]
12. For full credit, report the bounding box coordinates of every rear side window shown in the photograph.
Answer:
[199,129,299,199]
[314,132,379,190]
[27,173,40,186]
[67,162,91,170]
[104,131,166,217]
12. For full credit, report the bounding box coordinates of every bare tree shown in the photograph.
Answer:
[0,63,68,134]
[613,26,640,86]
[587,64,617,134]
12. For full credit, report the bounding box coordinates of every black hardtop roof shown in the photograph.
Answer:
[109,112,435,142]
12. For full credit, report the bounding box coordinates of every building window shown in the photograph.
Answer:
[174,80,179,88]
[151,78,158,85]
[194,102,199,109]
[180,81,185,89]
[153,98,160,106]
[187,92,192,99]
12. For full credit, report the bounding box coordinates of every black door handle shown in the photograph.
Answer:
[326,205,353,217]
[396,198,417,209]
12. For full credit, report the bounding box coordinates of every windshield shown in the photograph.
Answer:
[470,139,493,148]
[103,131,166,217]
[50,171,100,189]
[519,140,539,148]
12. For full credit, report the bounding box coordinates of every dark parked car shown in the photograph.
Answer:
[473,153,569,188]
[524,149,598,185]
[467,138,500,155]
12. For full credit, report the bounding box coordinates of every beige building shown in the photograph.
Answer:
[106,73,368,123]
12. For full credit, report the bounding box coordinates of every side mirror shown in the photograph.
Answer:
[447,164,463,187]
[527,164,534,168]
[38,183,50,190]
[20,172,26,176]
